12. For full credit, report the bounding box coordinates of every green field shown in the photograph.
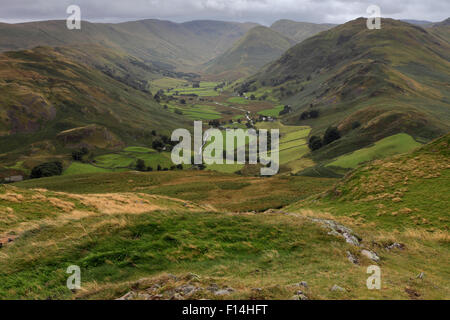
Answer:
[149,77,189,93]
[181,105,222,120]
[227,97,250,105]
[63,147,181,176]
[172,81,220,97]
[256,122,311,171]
[258,105,284,117]
[206,163,244,174]
[94,151,175,170]
[63,163,119,176]
[203,129,257,174]
[328,133,422,169]
[168,103,222,121]
[123,147,155,153]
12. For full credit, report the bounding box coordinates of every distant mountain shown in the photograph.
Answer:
[428,18,450,43]
[238,18,450,160]
[270,19,335,44]
[0,19,259,71]
[203,26,295,79]
[401,19,433,26]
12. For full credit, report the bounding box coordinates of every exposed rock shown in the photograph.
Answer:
[177,284,199,295]
[416,272,425,280]
[146,284,161,292]
[136,293,151,300]
[347,251,359,264]
[290,281,308,288]
[167,274,178,281]
[343,233,361,246]
[116,291,136,300]
[291,294,308,300]
[207,283,220,293]
[361,249,380,262]
[214,287,234,296]
[330,285,345,292]
[186,273,201,281]
[386,242,405,250]
[405,287,421,299]
[170,293,184,300]
[311,218,361,246]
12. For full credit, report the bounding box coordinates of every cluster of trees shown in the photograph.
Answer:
[152,135,176,152]
[300,109,319,120]
[279,105,292,116]
[153,89,166,103]
[71,147,89,161]
[236,80,256,96]
[214,82,226,91]
[308,127,341,151]
[208,119,221,128]
[30,161,63,179]
[135,159,183,172]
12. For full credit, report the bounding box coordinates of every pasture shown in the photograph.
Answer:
[327,133,422,169]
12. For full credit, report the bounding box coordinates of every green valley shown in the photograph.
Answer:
[0,10,449,303]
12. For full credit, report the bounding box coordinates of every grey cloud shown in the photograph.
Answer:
[0,0,448,24]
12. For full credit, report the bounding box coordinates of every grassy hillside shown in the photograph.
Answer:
[289,134,450,231]
[327,133,422,169]
[427,18,450,43]
[270,19,335,43]
[14,170,335,212]
[1,136,448,300]
[204,26,295,79]
[238,18,450,164]
[0,46,188,174]
[284,135,450,299]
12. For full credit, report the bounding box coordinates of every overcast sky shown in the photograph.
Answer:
[0,0,448,25]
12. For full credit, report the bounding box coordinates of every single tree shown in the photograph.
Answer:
[308,136,323,151]
[136,159,146,172]
[323,127,341,145]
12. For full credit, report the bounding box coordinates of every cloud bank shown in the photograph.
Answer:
[0,0,448,24]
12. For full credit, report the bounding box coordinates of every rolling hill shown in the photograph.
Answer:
[238,18,450,163]
[0,46,188,175]
[0,19,259,72]
[203,26,295,79]
[270,19,335,43]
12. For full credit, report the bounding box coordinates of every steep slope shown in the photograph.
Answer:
[0,46,187,172]
[271,19,335,43]
[427,18,450,43]
[239,18,450,161]
[284,135,450,299]
[290,134,450,231]
[204,26,295,79]
[0,19,258,71]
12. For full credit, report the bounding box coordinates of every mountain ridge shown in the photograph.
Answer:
[238,18,450,162]
[203,26,295,79]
